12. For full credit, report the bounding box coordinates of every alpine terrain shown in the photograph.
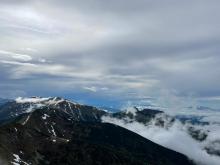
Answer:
[0,97,195,165]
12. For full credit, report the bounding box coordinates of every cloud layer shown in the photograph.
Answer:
[102,112,220,165]
[0,0,220,107]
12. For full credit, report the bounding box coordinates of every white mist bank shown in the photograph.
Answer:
[102,114,220,165]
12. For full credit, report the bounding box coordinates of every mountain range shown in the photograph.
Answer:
[0,97,196,165]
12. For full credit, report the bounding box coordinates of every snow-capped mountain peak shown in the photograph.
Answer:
[15,96,77,106]
[0,96,106,123]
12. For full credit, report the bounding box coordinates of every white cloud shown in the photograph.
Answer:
[198,97,220,101]
[21,48,38,52]
[1,60,36,66]
[0,50,32,61]
[102,114,220,165]
[100,87,109,91]
[83,86,97,92]
[15,97,50,103]
[38,58,47,63]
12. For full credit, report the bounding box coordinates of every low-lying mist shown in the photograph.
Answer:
[102,111,220,165]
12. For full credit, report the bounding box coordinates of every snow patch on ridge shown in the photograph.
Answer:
[42,114,50,120]
[15,97,50,104]
[11,154,29,165]
[15,97,78,107]
[22,115,31,125]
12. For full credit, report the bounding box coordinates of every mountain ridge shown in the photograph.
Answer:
[0,97,195,165]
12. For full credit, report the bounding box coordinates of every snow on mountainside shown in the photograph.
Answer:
[0,97,195,165]
[0,97,105,123]
[1,96,220,165]
[15,96,77,105]
[15,97,79,110]
[14,97,78,114]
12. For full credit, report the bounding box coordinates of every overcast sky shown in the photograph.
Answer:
[0,0,220,108]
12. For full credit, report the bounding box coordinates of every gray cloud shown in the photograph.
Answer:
[0,0,220,107]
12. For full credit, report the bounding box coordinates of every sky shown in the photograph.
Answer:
[0,0,220,108]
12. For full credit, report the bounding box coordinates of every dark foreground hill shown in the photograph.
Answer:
[0,97,195,165]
